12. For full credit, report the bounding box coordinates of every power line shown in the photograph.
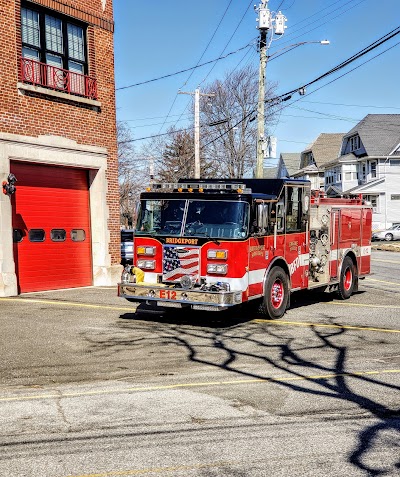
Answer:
[270,0,367,51]
[159,1,235,140]
[180,0,234,90]
[116,40,255,91]
[198,0,254,86]
[201,27,400,150]
[120,27,400,145]
[300,100,400,111]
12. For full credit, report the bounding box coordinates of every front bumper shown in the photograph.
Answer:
[118,283,243,311]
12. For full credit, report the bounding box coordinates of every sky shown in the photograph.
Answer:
[113,0,400,170]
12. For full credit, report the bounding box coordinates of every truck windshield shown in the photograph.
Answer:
[135,199,249,239]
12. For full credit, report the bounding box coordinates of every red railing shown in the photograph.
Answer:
[20,57,98,100]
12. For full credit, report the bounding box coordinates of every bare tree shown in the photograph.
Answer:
[117,121,148,227]
[142,126,219,183]
[200,65,278,178]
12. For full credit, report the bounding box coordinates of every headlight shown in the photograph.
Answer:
[207,249,228,260]
[207,263,228,275]
[137,259,156,269]
[136,246,156,256]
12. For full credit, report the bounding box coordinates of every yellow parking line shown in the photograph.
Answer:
[366,278,400,286]
[330,301,400,309]
[372,259,400,264]
[0,297,135,312]
[254,319,400,333]
[0,369,399,403]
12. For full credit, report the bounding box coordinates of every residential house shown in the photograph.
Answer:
[291,133,344,190]
[275,152,301,179]
[324,115,400,230]
[0,0,120,296]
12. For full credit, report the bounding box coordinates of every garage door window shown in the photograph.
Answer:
[13,229,24,243]
[71,229,86,241]
[51,229,66,241]
[29,229,45,242]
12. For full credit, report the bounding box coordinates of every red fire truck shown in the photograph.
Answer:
[118,179,372,319]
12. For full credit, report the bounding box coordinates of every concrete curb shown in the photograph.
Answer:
[371,243,400,252]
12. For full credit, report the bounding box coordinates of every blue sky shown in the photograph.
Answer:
[113,0,400,164]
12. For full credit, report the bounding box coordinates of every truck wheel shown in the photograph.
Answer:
[338,256,356,300]
[259,266,289,319]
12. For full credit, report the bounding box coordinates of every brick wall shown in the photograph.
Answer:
[0,0,120,265]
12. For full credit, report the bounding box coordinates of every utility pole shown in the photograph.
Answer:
[179,89,215,179]
[255,1,286,178]
[149,156,154,185]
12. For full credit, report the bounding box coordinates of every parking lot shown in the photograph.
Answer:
[0,249,399,477]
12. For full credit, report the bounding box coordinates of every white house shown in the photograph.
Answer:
[324,115,400,230]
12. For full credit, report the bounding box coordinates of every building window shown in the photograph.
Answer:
[345,172,352,180]
[370,161,377,178]
[20,5,93,98]
[71,229,86,241]
[13,229,24,243]
[364,195,378,212]
[29,229,45,242]
[391,195,400,201]
[349,135,360,152]
[303,152,314,167]
[22,6,87,73]
[51,229,66,241]
[390,160,400,166]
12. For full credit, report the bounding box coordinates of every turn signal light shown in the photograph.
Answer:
[207,249,228,260]
[136,246,156,256]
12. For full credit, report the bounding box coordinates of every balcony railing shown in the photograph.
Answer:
[20,57,98,100]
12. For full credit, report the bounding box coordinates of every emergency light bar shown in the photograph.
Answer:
[146,182,252,194]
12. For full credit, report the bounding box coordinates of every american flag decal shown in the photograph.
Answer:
[163,245,200,282]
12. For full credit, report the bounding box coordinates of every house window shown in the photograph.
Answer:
[349,135,360,152]
[370,161,377,178]
[391,195,400,201]
[390,160,400,166]
[345,172,352,180]
[360,162,366,180]
[21,6,87,95]
[303,152,314,167]
[364,195,378,212]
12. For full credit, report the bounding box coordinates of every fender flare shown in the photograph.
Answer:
[262,256,291,291]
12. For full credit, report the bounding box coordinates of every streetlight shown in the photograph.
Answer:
[254,1,330,178]
[268,40,330,60]
[256,39,330,178]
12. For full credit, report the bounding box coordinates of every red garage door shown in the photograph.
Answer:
[11,162,92,293]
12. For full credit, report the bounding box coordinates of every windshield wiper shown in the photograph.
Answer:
[192,231,220,245]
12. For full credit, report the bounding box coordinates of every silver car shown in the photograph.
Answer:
[372,224,400,241]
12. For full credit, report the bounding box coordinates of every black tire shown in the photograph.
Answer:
[385,233,393,241]
[338,256,356,300]
[259,266,289,319]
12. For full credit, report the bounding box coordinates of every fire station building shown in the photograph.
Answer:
[0,0,121,296]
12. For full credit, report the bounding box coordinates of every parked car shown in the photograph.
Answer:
[120,229,134,265]
[372,224,400,241]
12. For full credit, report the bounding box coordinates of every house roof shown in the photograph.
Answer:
[302,133,345,168]
[263,166,278,179]
[293,163,318,177]
[279,152,301,176]
[343,177,385,195]
[344,114,400,156]
[323,152,358,169]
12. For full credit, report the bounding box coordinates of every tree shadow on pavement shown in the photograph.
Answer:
[85,303,399,475]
